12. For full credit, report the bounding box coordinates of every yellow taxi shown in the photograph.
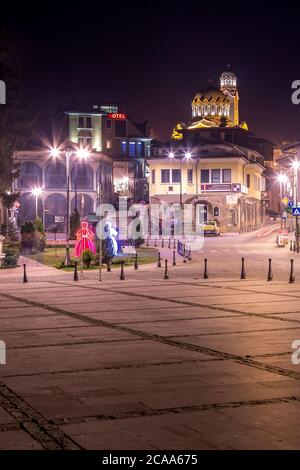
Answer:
[201,220,220,236]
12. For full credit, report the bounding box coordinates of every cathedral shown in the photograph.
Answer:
[172,70,247,140]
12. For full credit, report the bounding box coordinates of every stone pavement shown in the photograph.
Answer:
[0,275,300,450]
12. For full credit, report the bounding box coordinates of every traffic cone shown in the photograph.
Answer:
[73,261,78,281]
[267,258,273,281]
[120,261,125,280]
[23,264,28,283]
[164,259,169,279]
[204,258,208,279]
[289,259,295,283]
[240,257,246,279]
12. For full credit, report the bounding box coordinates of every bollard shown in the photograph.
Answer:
[204,258,208,279]
[23,264,28,283]
[164,259,169,279]
[289,259,295,283]
[290,241,293,252]
[188,247,192,261]
[240,257,246,279]
[107,259,111,272]
[157,252,162,268]
[183,245,187,263]
[120,261,125,280]
[154,238,157,247]
[73,261,79,281]
[161,238,164,248]
[134,253,138,270]
[267,258,273,281]
[168,238,171,249]
[293,241,296,252]
[146,237,149,247]
[172,250,176,266]
[173,238,176,250]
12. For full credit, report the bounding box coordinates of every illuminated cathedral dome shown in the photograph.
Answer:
[191,86,230,122]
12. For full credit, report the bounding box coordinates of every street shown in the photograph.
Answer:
[0,225,300,449]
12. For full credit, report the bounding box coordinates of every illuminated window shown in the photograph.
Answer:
[121,141,127,153]
[187,169,193,184]
[137,141,142,157]
[106,139,112,150]
[129,142,135,157]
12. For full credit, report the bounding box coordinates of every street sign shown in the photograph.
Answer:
[54,216,65,223]
[288,201,293,208]
[292,207,300,216]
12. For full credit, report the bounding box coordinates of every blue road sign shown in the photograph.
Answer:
[292,206,300,216]
[288,201,293,208]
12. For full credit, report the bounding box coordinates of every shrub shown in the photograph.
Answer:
[3,248,19,267]
[82,249,94,268]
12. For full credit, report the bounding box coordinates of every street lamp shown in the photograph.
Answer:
[277,173,288,229]
[50,146,90,266]
[292,161,300,252]
[31,186,43,219]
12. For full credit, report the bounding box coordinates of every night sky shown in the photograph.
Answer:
[2,1,300,144]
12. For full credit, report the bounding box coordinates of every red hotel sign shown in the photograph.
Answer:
[107,113,127,120]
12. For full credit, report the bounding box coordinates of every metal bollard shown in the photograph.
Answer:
[157,252,162,268]
[240,257,246,279]
[73,261,79,281]
[204,258,208,279]
[23,264,28,283]
[134,253,138,270]
[188,247,192,261]
[289,259,295,283]
[120,261,125,280]
[172,250,176,266]
[161,238,164,248]
[154,238,157,247]
[290,241,293,251]
[168,238,171,249]
[183,245,187,263]
[164,259,169,279]
[293,241,296,252]
[173,238,176,250]
[146,237,149,247]
[107,259,111,272]
[267,258,273,281]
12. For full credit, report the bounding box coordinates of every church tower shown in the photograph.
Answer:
[220,70,239,126]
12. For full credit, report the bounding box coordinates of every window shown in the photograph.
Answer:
[172,169,181,183]
[78,116,84,128]
[86,116,92,128]
[121,141,127,153]
[115,120,127,137]
[137,141,142,157]
[106,119,112,129]
[247,174,251,188]
[129,142,135,157]
[222,169,231,183]
[106,139,112,150]
[187,169,193,184]
[211,169,221,183]
[201,169,209,183]
[151,170,156,184]
[161,169,170,183]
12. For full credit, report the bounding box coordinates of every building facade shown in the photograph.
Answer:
[148,69,268,232]
[148,143,265,232]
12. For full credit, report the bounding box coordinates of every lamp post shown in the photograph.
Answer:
[292,161,300,252]
[31,186,43,219]
[50,146,90,266]
[277,174,288,230]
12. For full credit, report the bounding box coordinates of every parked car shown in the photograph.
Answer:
[201,220,220,236]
